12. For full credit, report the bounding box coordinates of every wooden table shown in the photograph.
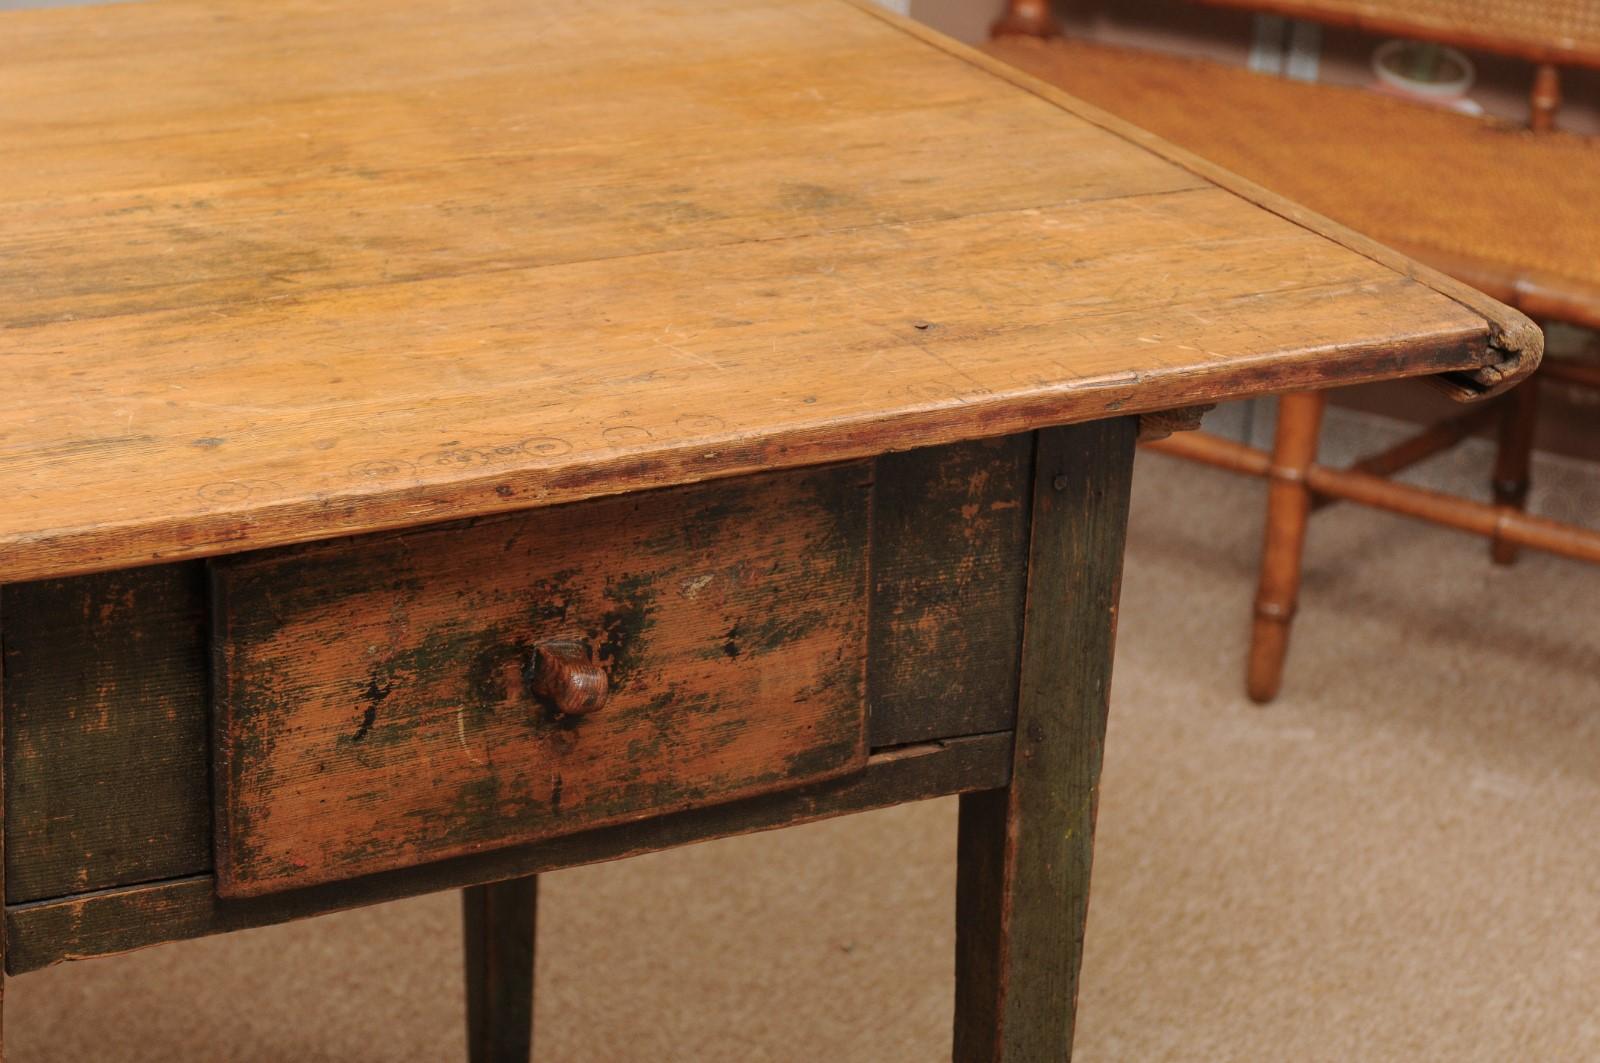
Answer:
[0,0,1538,1058]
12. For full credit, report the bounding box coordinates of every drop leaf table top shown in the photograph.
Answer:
[0,0,1539,584]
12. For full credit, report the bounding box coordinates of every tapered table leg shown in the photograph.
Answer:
[953,419,1137,1061]
[463,875,538,1063]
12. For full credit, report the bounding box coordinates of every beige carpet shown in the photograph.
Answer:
[9,413,1600,1062]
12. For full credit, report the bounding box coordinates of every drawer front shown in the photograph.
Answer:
[211,464,870,897]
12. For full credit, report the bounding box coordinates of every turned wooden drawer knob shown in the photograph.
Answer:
[530,641,609,717]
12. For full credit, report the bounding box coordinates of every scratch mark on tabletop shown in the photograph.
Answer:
[456,705,487,766]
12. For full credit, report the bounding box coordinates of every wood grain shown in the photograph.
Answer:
[5,733,1011,975]
[880,2,1540,398]
[868,436,1032,748]
[978,33,1600,334]
[2,566,211,904]
[211,463,871,897]
[954,418,1136,1060]
[1,437,1031,907]
[0,0,1521,583]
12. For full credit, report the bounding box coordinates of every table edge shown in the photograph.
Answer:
[3,325,1491,583]
[850,0,1544,401]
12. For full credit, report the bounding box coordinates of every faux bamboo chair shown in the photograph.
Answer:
[983,0,1600,701]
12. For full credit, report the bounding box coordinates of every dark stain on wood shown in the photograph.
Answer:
[868,436,1033,748]
[1,584,6,1034]
[0,439,1039,915]
[2,565,212,905]
[350,678,391,744]
[954,418,1137,1061]
[463,875,538,1062]
[595,574,655,691]
[209,463,873,897]
[5,733,1011,975]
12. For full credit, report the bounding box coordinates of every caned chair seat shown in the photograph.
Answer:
[1188,0,1600,68]
[984,36,1600,329]
[985,30,1600,702]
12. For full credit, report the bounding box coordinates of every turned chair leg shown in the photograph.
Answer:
[463,876,538,1063]
[990,0,1060,39]
[1247,391,1326,704]
[1490,376,1540,565]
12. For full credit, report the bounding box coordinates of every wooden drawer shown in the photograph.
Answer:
[210,464,872,897]
[3,436,1031,907]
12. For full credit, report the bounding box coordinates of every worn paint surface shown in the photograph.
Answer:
[954,418,1137,1060]
[868,436,1032,747]
[2,566,211,904]
[5,733,1010,975]
[0,440,1039,909]
[211,463,871,897]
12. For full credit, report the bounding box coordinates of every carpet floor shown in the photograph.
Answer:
[9,414,1599,1061]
